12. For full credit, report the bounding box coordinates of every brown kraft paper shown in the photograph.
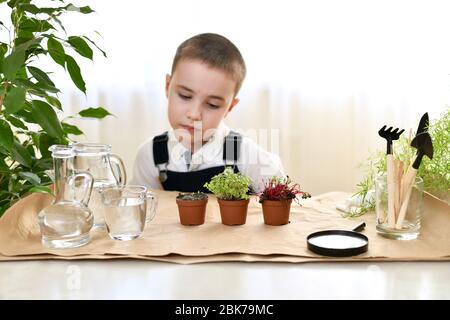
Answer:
[0,190,449,264]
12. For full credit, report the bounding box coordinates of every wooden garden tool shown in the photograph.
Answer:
[400,113,429,203]
[396,122,433,229]
[378,126,405,228]
[394,159,404,220]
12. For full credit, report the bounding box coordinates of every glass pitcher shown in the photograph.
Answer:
[38,145,94,249]
[72,143,127,229]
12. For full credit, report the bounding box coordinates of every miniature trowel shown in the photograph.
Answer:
[395,118,434,229]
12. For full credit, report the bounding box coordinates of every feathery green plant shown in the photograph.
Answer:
[349,108,450,217]
[204,167,251,200]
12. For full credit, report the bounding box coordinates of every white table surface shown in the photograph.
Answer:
[1,260,449,300]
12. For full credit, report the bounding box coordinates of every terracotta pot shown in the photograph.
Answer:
[218,199,250,226]
[176,199,208,226]
[261,199,293,225]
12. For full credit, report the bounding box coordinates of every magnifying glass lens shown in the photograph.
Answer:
[308,234,367,249]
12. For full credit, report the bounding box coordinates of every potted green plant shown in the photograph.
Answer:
[258,176,311,225]
[204,167,251,225]
[176,192,208,226]
[0,1,111,217]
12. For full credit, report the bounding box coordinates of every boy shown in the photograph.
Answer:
[131,33,285,193]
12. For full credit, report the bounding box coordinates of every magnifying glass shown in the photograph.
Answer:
[307,222,368,257]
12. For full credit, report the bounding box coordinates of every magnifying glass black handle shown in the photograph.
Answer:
[352,222,366,233]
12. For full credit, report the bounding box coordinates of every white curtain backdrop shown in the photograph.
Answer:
[22,0,450,195]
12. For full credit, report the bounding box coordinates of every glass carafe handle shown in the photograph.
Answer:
[109,153,127,186]
[68,172,94,207]
[145,191,158,223]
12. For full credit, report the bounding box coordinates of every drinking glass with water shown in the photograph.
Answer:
[100,185,157,240]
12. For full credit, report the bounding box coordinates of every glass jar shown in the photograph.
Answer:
[375,172,424,240]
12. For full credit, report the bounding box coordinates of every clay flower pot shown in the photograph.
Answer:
[203,168,252,225]
[261,199,293,225]
[217,199,250,226]
[176,193,208,226]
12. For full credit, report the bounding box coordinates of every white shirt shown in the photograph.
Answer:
[130,123,285,193]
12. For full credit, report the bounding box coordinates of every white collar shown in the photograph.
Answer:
[167,123,231,164]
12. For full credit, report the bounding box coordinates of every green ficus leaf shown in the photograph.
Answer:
[25,5,64,16]
[19,18,54,33]
[68,36,93,60]
[30,100,64,139]
[38,133,58,158]
[7,175,21,194]
[18,18,37,31]
[6,116,28,130]
[15,102,37,124]
[2,50,25,80]
[3,86,26,114]
[13,78,35,89]
[27,66,56,87]
[17,3,40,14]
[65,54,86,93]
[6,0,20,9]
[19,172,41,185]
[0,42,8,54]
[62,122,83,135]
[29,185,53,195]
[0,43,8,73]
[83,36,107,58]
[35,81,60,94]
[13,78,47,97]
[39,7,64,17]
[65,4,95,14]
[49,15,66,33]
[47,37,65,68]
[27,47,46,57]
[25,142,36,158]
[14,66,28,80]
[79,6,95,14]
[14,77,59,96]
[0,119,14,151]
[39,20,55,32]
[30,132,40,150]
[11,140,32,168]
[78,107,113,119]
[14,37,42,53]
[14,34,33,48]
[33,157,52,172]
[45,95,62,110]
[0,157,8,171]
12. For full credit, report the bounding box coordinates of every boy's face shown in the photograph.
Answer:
[166,59,239,150]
